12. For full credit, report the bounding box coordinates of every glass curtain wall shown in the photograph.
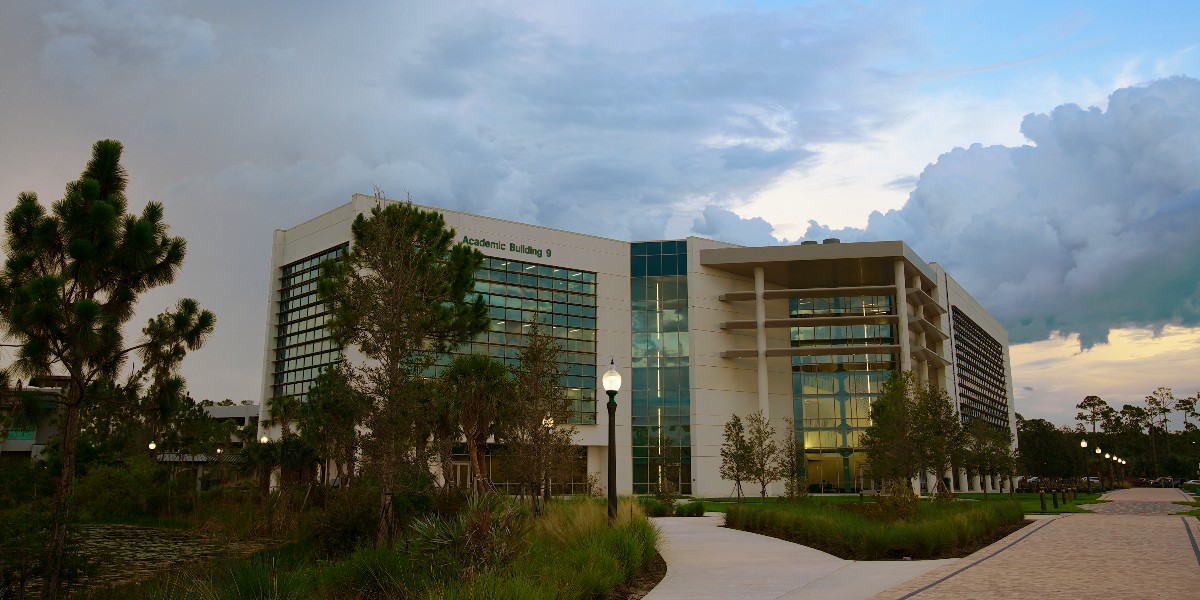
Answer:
[272,245,347,402]
[630,241,691,495]
[455,257,599,424]
[790,295,895,492]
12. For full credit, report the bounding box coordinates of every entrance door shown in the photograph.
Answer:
[454,462,471,490]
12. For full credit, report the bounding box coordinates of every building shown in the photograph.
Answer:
[0,378,66,462]
[260,194,1016,496]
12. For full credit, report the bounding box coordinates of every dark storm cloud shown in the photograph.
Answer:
[0,0,919,401]
[804,77,1200,347]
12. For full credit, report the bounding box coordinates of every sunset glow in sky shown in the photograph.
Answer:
[1,1,1198,424]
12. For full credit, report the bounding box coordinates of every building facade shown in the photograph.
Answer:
[260,195,1016,496]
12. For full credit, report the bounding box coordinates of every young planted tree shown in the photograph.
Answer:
[719,413,750,501]
[744,410,779,498]
[776,417,806,501]
[503,320,577,514]
[441,353,512,495]
[861,371,919,510]
[913,383,964,500]
[317,198,489,546]
[964,419,1015,498]
[0,140,213,597]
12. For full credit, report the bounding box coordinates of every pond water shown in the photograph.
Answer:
[74,524,275,590]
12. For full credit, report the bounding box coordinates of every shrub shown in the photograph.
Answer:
[72,457,169,521]
[638,497,673,517]
[409,494,532,575]
[305,484,381,559]
[674,501,705,517]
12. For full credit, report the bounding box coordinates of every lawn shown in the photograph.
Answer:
[955,492,1106,514]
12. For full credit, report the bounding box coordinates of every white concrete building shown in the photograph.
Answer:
[260,194,1016,496]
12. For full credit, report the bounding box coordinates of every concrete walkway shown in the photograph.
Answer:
[645,488,1200,600]
[643,514,956,599]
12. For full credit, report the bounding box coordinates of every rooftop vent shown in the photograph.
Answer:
[800,240,818,246]
[822,238,841,244]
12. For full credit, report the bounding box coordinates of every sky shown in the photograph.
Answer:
[1,0,1198,426]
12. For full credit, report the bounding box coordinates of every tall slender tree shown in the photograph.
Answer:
[0,140,213,597]
[861,371,919,491]
[503,319,577,513]
[719,413,750,501]
[441,353,512,494]
[914,383,964,499]
[744,410,779,498]
[317,197,488,546]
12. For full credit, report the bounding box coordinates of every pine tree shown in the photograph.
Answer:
[317,197,488,546]
[0,140,213,597]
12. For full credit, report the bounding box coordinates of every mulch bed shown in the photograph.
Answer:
[606,552,667,600]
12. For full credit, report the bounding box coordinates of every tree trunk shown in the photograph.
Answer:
[43,397,81,600]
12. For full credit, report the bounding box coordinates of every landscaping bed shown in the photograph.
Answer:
[724,498,1026,560]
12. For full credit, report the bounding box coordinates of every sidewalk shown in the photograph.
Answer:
[645,488,1200,600]
[643,514,955,600]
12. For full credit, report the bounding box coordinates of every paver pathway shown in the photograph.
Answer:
[873,488,1200,599]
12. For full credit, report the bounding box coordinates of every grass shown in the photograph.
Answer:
[1172,500,1200,517]
[955,492,1106,514]
[724,497,1025,560]
[80,496,657,600]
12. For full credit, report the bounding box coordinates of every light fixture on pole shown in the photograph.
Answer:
[148,441,156,450]
[542,415,555,505]
[1081,440,1090,491]
[260,435,269,444]
[602,359,622,524]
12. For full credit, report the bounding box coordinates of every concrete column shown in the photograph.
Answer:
[972,474,981,493]
[755,266,769,416]
[894,261,911,372]
[911,476,920,496]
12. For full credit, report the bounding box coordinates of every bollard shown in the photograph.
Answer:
[1039,488,1047,511]
[859,491,864,502]
[1051,489,1059,509]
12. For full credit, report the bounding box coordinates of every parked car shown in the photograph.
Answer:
[1153,476,1177,487]
[1126,477,1152,487]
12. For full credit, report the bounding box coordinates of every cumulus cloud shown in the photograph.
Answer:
[804,77,1200,347]
[692,206,788,247]
[0,1,925,401]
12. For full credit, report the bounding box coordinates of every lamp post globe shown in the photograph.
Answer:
[148,441,156,451]
[261,435,269,444]
[1080,440,1087,448]
[602,359,622,524]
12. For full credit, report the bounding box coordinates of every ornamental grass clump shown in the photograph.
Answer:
[724,498,1023,560]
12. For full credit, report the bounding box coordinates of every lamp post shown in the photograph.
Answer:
[1081,440,1090,492]
[1095,447,1103,488]
[602,359,622,524]
[542,415,555,505]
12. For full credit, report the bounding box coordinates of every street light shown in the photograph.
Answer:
[1095,447,1103,488]
[1081,440,1091,491]
[260,435,269,444]
[602,359,622,524]
[542,415,555,504]
[148,441,156,450]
